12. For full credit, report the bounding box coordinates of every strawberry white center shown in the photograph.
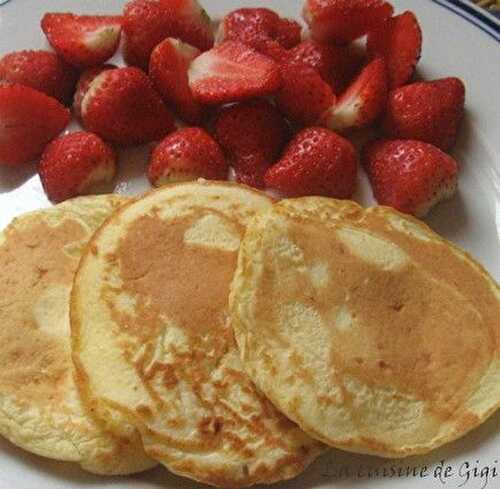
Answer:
[78,158,115,194]
[84,24,121,50]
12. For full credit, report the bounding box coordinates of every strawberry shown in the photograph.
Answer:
[73,64,116,120]
[39,131,116,203]
[232,154,274,189]
[147,127,228,186]
[216,8,301,60]
[81,67,175,145]
[188,41,282,105]
[264,127,357,198]
[0,84,70,165]
[363,139,459,217]
[0,50,77,105]
[41,13,122,69]
[213,99,289,188]
[284,40,363,94]
[149,38,203,124]
[383,78,465,151]
[275,18,303,50]
[303,0,394,44]
[123,0,214,70]
[322,57,387,132]
[367,11,422,89]
[276,62,335,126]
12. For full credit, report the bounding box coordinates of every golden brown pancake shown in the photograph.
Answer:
[230,197,500,458]
[71,181,325,488]
[0,195,156,474]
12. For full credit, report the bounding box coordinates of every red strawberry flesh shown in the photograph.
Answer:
[277,62,335,126]
[383,78,465,151]
[363,139,459,217]
[0,84,70,165]
[217,8,301,60]
[148,127,228,186]
[0,50,78,105]
[39,131,116,203]
[322,57,388,132]
[41,13,123,69]
[81,67,175,145]
[188,41,282,105]
[265,127,357,198]
[123,0,214,70]
[367,11,423,89]
[149,38,203,124]
[303,0,394,43]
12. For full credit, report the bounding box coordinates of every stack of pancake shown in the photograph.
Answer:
[0,180,498,488]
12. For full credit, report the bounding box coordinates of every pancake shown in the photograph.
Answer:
[0,195,156,474]
[71,181,325,488]
[230,197,500,458]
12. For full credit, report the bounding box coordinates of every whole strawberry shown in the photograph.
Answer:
[0,50,77,105]
[363,139,459,217]
[213,99,290,188]
[123,0,214,70]
[81,67,175,145]
[148,127,228,186]
[216,8,301,60]
[188,41,282,105]
[39,131,116,203]
[41,13,123,69]
[367,11,422,89]
[265,127,357,198]
[149,38,203,124]
[277,62,335,126]
[0,84,70,165]
[303,0,393,44]
[383,78,465,151]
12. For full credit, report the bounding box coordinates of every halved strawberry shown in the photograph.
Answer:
[367,11,422,89]
[303,0,394,44]
[322,57,387,132]
[0,50,78,105]
[41,13,122,69]
[363,139,459,217]
[284,40,363,94]
[149,38,203,124]
[73,64,117,120]
[213,99,289,188]
[147,127,228,186]
[265,127,357,198]
[0,84,70,165]
[188,41,282,105]
[123,0,214,70]
[81,67,175,145]
[39,131,116,203]
[383,78,465,151]
[216,8,301,60]
[276,62,335,126]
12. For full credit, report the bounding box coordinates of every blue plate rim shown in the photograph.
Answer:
[431,0,500,42]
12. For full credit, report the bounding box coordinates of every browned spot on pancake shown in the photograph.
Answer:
[0,218,86,405]
[98,205,318,459]
[253,217,494,423]
[110,212,238,341]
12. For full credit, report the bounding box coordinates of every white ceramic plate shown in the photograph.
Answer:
[0,1,499,488]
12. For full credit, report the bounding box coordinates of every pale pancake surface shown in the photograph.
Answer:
[0,195,155,474]
[71,181,324,488]
[230,198,500,458]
